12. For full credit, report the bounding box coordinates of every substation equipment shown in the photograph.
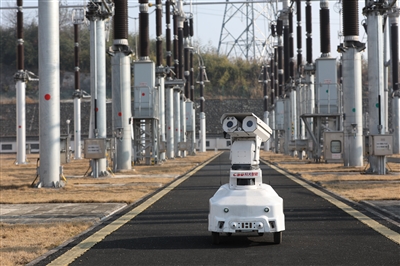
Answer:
[266,0,398,175]
[132,0,199,165]
[9,0,399,186]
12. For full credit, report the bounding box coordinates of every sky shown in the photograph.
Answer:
[0,0,398,61]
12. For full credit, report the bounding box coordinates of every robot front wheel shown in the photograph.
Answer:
[212,231,283,245]
[212,232,220,245]
[274,231,282,244]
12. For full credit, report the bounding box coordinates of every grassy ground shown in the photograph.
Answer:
[0,222,93,266]
[0,151,217,265]
[0,152,217,204]
[260,151,400,201]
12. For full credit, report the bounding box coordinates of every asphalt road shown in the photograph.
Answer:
[41,152,399,266]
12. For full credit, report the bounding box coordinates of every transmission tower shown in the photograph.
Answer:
[217,0,277,61]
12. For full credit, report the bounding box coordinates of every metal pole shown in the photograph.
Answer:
[263,65,270,151]
[174,88,181,157]
[73,10,84,160]
[111,52,132,170]
[73,96,81,159]
[89,18,99,178]
[365,3,386,174]
[340,0,364,167]
[180,95,187,157]
[15,0,27,165]
[38,0,61,187]
[159,77,166,161]
[111,0,132,171]
[198,63,206,153]
[96,19,108,175]
[389,1,399,153]
[165,0,174,158]
[166,86,174,157]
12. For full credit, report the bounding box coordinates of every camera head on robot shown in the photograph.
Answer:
[221,113,272,142]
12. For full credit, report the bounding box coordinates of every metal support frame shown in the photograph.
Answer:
[133,119,159,165]
[301,113,341,161]
[217,0,276,60]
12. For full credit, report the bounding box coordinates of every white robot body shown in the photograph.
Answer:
[208,113,285,244]
[208,169,285,234]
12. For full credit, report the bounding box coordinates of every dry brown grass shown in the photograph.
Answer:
[0,97,37,105]
[322,183,400,201]
[0,151,217,204]
[260,150,400,202]
[0,151,217,265]
[0,222,93,266]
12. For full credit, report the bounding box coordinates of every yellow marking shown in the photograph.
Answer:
[48,152,222,266]
[262,159,400,245]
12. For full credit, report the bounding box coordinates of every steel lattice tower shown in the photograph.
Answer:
[217,0,276,60]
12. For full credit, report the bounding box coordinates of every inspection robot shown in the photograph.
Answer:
[208,113,285,244]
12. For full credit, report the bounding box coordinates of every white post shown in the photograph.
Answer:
[174,89,181,157]
[159,77,166,161]
[74,97,81,159]
[96,20,108,175]
[390,2,399,153]
[16,80,26,164]
[366,10,386,174]
[166,86,174,158]
[199,112,206,152]
[191,107,196,154]
[111,51,132,170]
[342,48,364,166]
[180,96,187,157]
[263,111,270,151]
[38,0,61,187]
[269,109,275,152]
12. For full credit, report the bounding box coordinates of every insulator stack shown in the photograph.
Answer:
[263,65,268,112]
[166,0,172,77]
[274,47,278,98]
[269,59,275,105]
[139,0,149,59]
[306,1,312,64]
[342,0,359,41]
[17,0,24,71]
[277,19,283,96]
[74,24,80,91]
[190,50,194,101]
[178,19,184,80]
[114,0,128,40]
[391,22,399,91]
[173,14,179,78]
[271,23,276,37]
[320,1,331,56]
[284,24,290,83]
[156,0,163,66]
[277,19,283,36]
[289,10,294,79]
[189,17,194,37]
[199,65,205,113]
[184,19,189,38]
[184,45,190,98]
[296,0,302,75]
